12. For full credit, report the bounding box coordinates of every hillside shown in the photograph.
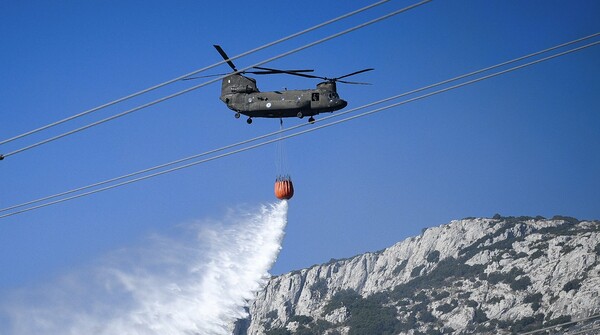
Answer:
[234,215,600,334]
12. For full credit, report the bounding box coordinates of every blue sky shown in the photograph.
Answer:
[1,0,599,295]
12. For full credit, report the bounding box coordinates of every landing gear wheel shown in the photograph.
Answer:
[308,116,315,124]
[297,112,304,119]
[246,118,253,124]
[234,112,241,119]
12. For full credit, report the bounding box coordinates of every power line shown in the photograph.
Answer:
[1,37,597,219]
[519,313,600,335]
[567,325,600,335]
[0,0,394,148]
[1,33,597,215]
[0,0,432,160]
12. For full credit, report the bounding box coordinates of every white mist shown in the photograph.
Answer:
[1,201,288,335]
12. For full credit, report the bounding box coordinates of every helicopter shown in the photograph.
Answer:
[210,45,373,124]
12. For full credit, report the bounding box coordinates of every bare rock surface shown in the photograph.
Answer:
[235,216,600,334]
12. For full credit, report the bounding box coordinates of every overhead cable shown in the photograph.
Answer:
[566,325,600,335]
[519,313,600,335]
[0,0,393,146]
[0,0,432,159]
[1,33,598,215]
[1,37,597,219]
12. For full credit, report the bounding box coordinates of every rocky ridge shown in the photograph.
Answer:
[235,216,600,334]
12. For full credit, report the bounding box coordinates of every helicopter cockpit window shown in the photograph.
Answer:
[311,93,319,101]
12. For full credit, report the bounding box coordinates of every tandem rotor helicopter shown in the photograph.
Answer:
[196,45,374,124]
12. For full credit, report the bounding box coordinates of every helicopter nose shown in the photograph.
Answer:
[339,99,348,109]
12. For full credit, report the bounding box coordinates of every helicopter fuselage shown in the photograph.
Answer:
[219,74,347,119]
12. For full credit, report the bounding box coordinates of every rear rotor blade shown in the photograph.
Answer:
[336,68,374,80]
[213,45,237,72]
[337,80,372,85]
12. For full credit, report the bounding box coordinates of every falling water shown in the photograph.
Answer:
[1,201,288,335]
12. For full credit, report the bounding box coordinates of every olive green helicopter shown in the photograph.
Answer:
[200,45,373,124]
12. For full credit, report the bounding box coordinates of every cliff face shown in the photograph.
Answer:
[235,216,600,334]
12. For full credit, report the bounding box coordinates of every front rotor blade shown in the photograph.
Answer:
[213,45,237,72]
[182,73,229,80]
[254,67,324,79]
[252,66,316,76]
[252,66,314,73]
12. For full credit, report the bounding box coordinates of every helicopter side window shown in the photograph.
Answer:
[311,93,319,101]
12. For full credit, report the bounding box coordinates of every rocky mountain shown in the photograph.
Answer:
[233,215,600,334]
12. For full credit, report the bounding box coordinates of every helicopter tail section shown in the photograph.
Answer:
[220,74,258,96]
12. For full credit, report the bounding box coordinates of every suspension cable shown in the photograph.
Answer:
[1,38,597,219]
[0,0,432,159]
[3,33,596,214]
[2,33,597,214]
[0,0,395,147]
